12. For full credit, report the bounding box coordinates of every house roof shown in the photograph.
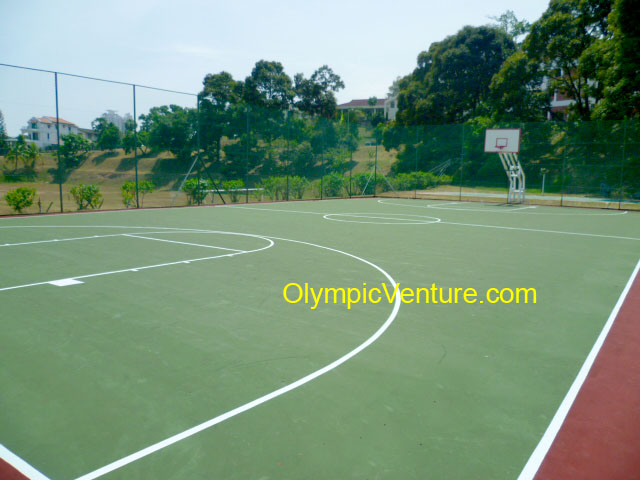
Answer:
[337,98,386,109]
[36,116,77,126]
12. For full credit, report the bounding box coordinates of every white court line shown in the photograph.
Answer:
[74,234,402,480]
[227,205,327,215]
[0,443,51,480]
[323,213,441,225]
[438,220,640,241]
[0,234,274,292]
[122,234,245,252]
[0,231,194,248]
[379,199,629,216]
[517,258,640,480]
[0,253,239,292]
[380,199,535,213]
[221,202,640,241]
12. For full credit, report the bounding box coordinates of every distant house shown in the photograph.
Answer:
[384,97,398,121]
[20,117,97,149]
[337,98,386,118]
[543,69,597,120]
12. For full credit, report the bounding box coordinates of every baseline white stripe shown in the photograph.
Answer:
[227,205,326,215]
[74,235,402,480]
[517,258,640,480]
[0,443,51,480]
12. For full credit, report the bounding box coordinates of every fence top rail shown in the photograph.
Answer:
[0,63,198,97]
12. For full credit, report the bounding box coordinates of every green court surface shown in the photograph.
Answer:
[1,198,639,479]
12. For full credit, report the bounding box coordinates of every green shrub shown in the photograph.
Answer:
[222,179,245,203]
[322,172,347,197]
[259,176,287,200]
[383,171,453,192]
[181,178,212,205]
[121,180,155,207]
[70,184,103,210]
[5,187,37,213]
[352,172,376,195]
[289,176,310,199]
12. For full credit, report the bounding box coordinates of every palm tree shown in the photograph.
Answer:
[6,144,22,170]
[23,143,41,170]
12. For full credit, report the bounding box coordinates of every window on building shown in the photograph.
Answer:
[31,122,38,129]
[32,132,39,140]
[47,133,50,140]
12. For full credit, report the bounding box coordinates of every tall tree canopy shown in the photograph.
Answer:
[294,65,344,118]
[243,60,294,110]
[522,0,613,120]
[592,0,640,118]
[395,26,516,125]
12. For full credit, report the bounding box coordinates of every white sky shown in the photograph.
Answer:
[0,0,550,136]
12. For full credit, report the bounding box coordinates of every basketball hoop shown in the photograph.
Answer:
[484,129,525,204]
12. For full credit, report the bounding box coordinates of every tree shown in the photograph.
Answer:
[523,0,613,120]
[489,10,531,43]
[199,71,244,163]
[23,143,41,170]
[395,26,516,124]
[92,117,109,138]
[592,0,640,118]
[6,136,27,170]
[488,50,550,121]
[96,123,121,151]
[0,109,8,155]
[244,60,294,110]
[138,105,197,161]
[59,133,91,167]
[294,65,345,118]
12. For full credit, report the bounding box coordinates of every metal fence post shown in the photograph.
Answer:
[133,84,139,208]
[619,119,627,210]
[414,126,419,199]
[54,72,63,212]
[459,124,465,202]
[245,107,250,203]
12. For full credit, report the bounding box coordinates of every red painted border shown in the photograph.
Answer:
[0,458,30,480]
[535,270,640,480]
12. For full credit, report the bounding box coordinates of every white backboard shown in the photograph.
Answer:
[484,129,521,153]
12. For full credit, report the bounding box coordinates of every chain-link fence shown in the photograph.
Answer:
[1,64,639,215]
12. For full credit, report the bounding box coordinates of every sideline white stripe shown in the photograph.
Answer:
[439,221,640,241]
[74,235,402,480]
[0,443,51,480]
[379,199,629,216]
[517,258,640,480]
